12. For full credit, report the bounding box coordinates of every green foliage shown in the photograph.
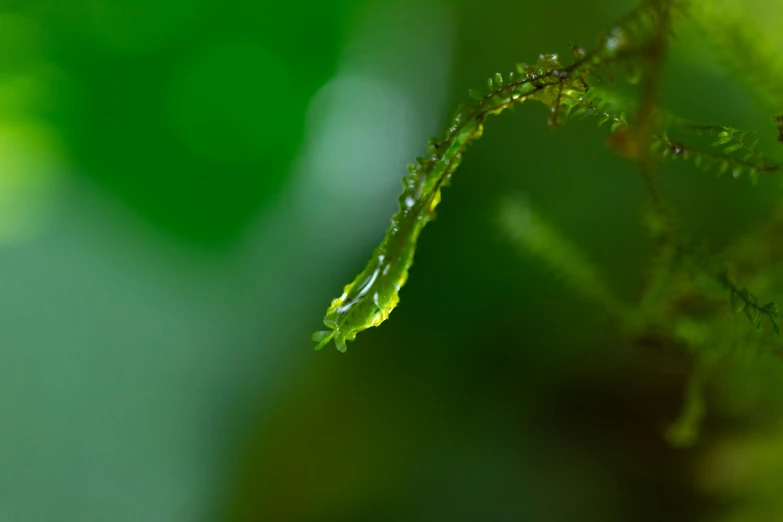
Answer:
[304,1,783,518]
[654,123,782,181]
[559,85,783,181]
[314,0,670,352]
[314,0,782,358]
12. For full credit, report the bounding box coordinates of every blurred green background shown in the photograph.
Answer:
[1,0,783,521]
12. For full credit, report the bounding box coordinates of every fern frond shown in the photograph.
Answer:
[560,86,783,181]
[652,130,782,182]
[677,243,781,336]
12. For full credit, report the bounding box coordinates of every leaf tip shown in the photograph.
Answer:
[312,331,335,351]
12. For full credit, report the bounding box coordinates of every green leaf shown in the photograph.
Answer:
[313,331,335,351]
[713,131,732,146]
[312,331,331,342]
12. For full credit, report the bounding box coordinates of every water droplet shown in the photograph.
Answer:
[669,143,685,156]
[538,53,559,66]
[605,28,626,52]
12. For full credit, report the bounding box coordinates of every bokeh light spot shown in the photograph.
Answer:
[0,122,63,242]
[0,13,64,243]
[305,74,420,199]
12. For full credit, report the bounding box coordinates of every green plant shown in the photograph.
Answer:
[311,0,783,457]
[314,0,782,353]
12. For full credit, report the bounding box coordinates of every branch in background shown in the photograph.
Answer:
[497,197,632,326]
[633,0,676,242]
[665,361,706,447]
